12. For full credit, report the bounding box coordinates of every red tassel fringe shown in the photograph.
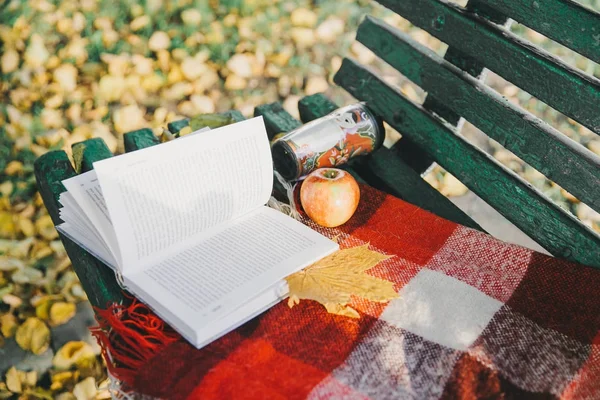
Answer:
[91,296,180,387]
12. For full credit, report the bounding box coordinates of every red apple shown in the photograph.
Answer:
[300,168,360,228]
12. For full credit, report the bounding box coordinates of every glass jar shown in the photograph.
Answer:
[271,103,385,181]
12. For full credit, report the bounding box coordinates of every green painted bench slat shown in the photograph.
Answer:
[167,119,190,134]
[393,0,509,174]
[167,110,246,134]
[254,103,302,141]
[369,1,507,175]
[69,138,129,305]
[374,0,600,134]
[123,131,160,150]
[409,1,508,174]
[224,110,249,123]
[72,138,113,174]
[420,0,508,127]
[34,151,126,308]
[297,93,483,231]
[475,0,600,64]
[125,109,247,153]
[298,95,338,122]
[358,16,600,214]
[335,58,600,267]
[123,128,160,153]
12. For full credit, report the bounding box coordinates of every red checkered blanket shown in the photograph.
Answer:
[94,185,600,399]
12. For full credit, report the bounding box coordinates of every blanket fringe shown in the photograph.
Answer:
[91,297,180,387]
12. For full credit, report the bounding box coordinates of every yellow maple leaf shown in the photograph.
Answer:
[286,243,398,318]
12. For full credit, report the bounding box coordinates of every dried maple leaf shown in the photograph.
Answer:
[286,243,398,318]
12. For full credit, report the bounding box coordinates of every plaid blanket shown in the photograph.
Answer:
[94,185,600,399]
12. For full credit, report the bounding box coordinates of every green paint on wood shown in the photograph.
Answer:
[374,0,600,134]
[298,94,338,122]
[422,0,508,126]
[358,16,600,213]
[168,111,244,136]
[254,102,302,140]
[168,119,190,134]
[466,0,509,24]
[71,138,113,174]
[221,110,245,122]
[335,58,600,267]
[298,93,483,231]
[123,128,159,153]
[375,0,507,175]
[477,0,600,64]
[34,151,126,308]
[190,114,234,130]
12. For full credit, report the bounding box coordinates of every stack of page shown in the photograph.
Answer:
[57,117,338,348]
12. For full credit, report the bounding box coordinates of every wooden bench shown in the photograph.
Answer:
[35,0,600,310]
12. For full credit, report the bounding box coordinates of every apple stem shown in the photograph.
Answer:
[323,169,339,179]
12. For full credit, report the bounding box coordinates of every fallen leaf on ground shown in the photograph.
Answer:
[11,266,43,285]
[50,371,78,392]
[50,301,76,326]
[55,392,77,400]
[1,313,18,338]
[22,387,54,400]
[15,317,51,355]
[73,377,96,400]
[23,370,38,387]
[36,215,59,241]
[0,383,12,399]
[5,367,21,393]
[286,243,397,318]
[35,297,53,320]
[53,341,96,370]
[2,293,22,308]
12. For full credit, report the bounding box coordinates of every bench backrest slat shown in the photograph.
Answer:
[375,0,600,134]
[475,0,600,64]
[335,58,600,267]
[420,0,508,125]
[254,103,301,140]
[72,138,113,174]
[124,128,160,153]
[357,16,600,213]
[33,148,125,308]
[393,0,510,174]
[335,0,600,266]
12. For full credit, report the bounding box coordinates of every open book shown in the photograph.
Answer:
[56,117,338,348]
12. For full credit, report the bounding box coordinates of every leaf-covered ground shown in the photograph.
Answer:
[0,0,599,398]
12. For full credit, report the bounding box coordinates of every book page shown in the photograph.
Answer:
[93,117,273,271]
[125,206,338,345]
[61,170,122,266]
[59,207,105,250]
[59,192,108,249]
[129,278,285,348]
[56,223,118,269]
